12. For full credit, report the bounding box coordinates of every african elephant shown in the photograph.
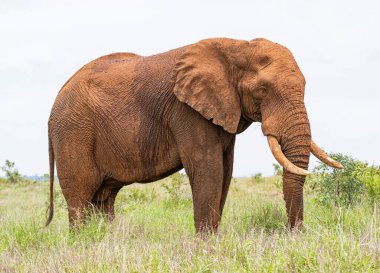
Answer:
[46,38,342,232]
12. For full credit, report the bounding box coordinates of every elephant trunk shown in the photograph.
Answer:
[279,110,311,229]
[262,101,311,229]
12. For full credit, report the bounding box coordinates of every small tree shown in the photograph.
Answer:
[1,160,22,183]
[162,172,186,201]
[313,153,365,206]
[357,165,380,204]
[43,173,50,182]
[272,163,283,189]
[251,172,263,183]
[273,163,283,176]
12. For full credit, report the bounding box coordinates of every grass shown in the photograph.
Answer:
[0,176,379,272]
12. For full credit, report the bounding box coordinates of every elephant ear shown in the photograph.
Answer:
[172,39,242,134]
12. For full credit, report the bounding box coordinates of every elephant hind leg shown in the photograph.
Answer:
[60,175,102,227]
[58,160,103,227]
[53,127,106,227]
[92,182,122,221]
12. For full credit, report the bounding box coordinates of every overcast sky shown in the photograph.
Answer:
[0,0,379,177]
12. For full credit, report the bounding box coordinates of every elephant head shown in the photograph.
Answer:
[173,38,342,228]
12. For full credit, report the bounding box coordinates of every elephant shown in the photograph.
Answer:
[45,37,342,232]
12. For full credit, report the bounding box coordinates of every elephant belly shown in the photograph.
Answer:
[94,124,182,184]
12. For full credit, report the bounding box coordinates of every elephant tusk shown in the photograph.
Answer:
[267,136,310,176]
[310,140,343,169]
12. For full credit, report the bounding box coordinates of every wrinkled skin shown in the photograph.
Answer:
[48,38,311,232]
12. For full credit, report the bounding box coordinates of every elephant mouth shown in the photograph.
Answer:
[242,104,262,123]
[251,113,262,122]
[266,135,343,175]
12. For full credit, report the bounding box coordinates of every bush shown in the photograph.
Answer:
[1,160,23,183]
[251,172,263,183]
[313,153,380,206]
[128,188,157,203]
[161,172,187,200]
[273,163,283,176]
[357,165,380,204]
[272,163,283,189]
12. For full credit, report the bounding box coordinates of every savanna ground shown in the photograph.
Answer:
[1,170,379,273]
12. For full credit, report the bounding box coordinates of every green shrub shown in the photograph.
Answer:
[128,188,150,202]
[161,172,187,201]
[313,153,367,206]
[1,160,23,183]
[272,163,283,189]
[126,188,157,203]
[357,165,380,204]
[250,172,263,183]
[273,163,283,176]
[303,174,317,194]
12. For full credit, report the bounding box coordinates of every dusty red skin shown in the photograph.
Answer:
[46,38,338,232]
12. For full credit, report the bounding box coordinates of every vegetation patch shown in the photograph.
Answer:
[0,156,379,272]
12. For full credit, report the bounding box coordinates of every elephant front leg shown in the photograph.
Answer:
[219,137,235,217]
[173,111,229,234]
[190,169,224,233]
[181,150,224,234]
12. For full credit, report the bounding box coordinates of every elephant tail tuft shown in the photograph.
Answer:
[45,135,54,226]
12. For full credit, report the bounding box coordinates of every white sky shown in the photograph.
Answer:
[0,0,379,177]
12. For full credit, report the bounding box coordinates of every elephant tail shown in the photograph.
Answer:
[45,135,54,226]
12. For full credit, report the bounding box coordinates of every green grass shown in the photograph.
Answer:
[0,176,379,272]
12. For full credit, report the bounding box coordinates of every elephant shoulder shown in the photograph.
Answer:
[58,52,140,93]
[90,52,140,64]
[86,52,140,72]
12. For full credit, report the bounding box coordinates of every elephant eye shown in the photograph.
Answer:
[253,86,268,100]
